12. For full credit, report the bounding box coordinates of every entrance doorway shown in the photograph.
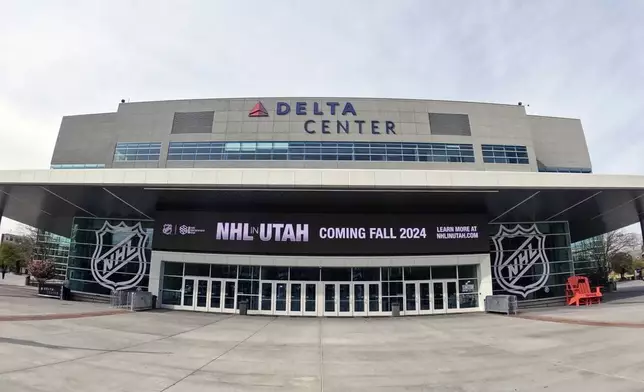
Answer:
[259,281,317,316]
[323,282,380,316]
[404,281,432,315]
[433,280,458,313]
[181,278,236,313]
[182,277,208,312]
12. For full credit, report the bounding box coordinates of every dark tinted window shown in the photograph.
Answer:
[290,267,320,281]
[352,267,380,281]
[211,264,238,279]
[185,263,210,277]
[261,266,289,280]
[171,111,214,134]
[429,113,471,136]
[321,268,351,281]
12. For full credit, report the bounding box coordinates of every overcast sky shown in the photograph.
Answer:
[1,0,643,235]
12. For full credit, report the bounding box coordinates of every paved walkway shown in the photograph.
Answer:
[1,304,644,390]
[0,279,644,390]
[0,272,30,287]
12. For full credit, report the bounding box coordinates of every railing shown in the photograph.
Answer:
[484,295,518,315]
[110,290,153,311]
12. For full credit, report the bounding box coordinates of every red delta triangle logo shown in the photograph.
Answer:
[248,101,269,117]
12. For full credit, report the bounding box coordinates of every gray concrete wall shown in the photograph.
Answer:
[50,98,589,172]
[528,115,592,171]
[51,113,118,166]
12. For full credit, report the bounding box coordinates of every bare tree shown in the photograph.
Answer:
[573,229,641,284]
[17,226,49,264]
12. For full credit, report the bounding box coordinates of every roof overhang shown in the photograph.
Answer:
[0,168,643,242]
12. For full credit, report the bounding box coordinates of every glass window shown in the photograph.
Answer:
[382,267,403,281]
[432,266,457,279]
[404,266,431,280]
[238,280,259,295]
[163,276,183,291]
[352,267,380,281]
[164,141,476,164]
[290,267,320,281]
[261,266,289,280]
[185,263,210,277]
[458,265,478,279]
[161,290,181,305]
[211,264,237,279]
[321,268,351,281]
[114,142,161,162]
[239,266,260,280]
[481,144,529,165]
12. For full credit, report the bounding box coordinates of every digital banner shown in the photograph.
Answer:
[153,212,489,256]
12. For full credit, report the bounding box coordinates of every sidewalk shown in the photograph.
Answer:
[0,272,30,287]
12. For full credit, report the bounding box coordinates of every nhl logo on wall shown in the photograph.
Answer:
[492,224,550,298]
[90,222,150,291]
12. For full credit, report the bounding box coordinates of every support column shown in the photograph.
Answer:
[478,254,493,311]
[148,251,163,308]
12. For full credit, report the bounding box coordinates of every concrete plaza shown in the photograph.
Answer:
[2,286,644,391]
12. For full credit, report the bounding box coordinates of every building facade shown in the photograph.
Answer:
[8,97,612,316]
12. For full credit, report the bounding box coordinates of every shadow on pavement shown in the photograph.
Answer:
[0,337,170,354]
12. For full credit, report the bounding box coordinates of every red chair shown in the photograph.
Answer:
[565,276,602,306]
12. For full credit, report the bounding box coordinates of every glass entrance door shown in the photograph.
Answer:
[261,281,316,316]
[182,278,208,311]
[289,283,303,315]
[303,283,317,316]
[433,280,458,314]
[222,280,236,313]
[354,282,380,316]
[404,281,432,315]
[323,283,352,316]
[260,282,272,313]
[208,280,222,312]
[404,282,418,315]
[207,279,236,313]
[182,278,194,309]
[274,282,288,315]
[419,282,431,315]
[353,283,367,316]
[433,282,446,313]
[324,283,336,316]
[338,283,351,316]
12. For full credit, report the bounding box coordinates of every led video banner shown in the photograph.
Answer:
[153,212,489,256]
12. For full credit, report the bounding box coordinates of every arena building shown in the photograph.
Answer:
[1,97,643,316]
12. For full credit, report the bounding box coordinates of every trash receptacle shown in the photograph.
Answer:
[239,300,248,316]
[61,286,71,300]
[24,276,30,286]
[610,281,617,292]
[391,303,400,317]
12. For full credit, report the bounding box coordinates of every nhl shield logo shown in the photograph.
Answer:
[90,221,150,291]
[492,224,550,298]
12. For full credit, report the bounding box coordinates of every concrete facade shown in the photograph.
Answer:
[50,98,591,173]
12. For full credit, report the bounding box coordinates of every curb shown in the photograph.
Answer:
[0,309,128,322]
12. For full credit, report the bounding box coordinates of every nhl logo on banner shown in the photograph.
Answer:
[90,221,150,291]
[492,224,550,298]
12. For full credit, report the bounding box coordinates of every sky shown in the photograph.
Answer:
[0,0,643,235]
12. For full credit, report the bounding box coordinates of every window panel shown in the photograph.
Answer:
[481,144,529,165]
[164,141,477,164]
